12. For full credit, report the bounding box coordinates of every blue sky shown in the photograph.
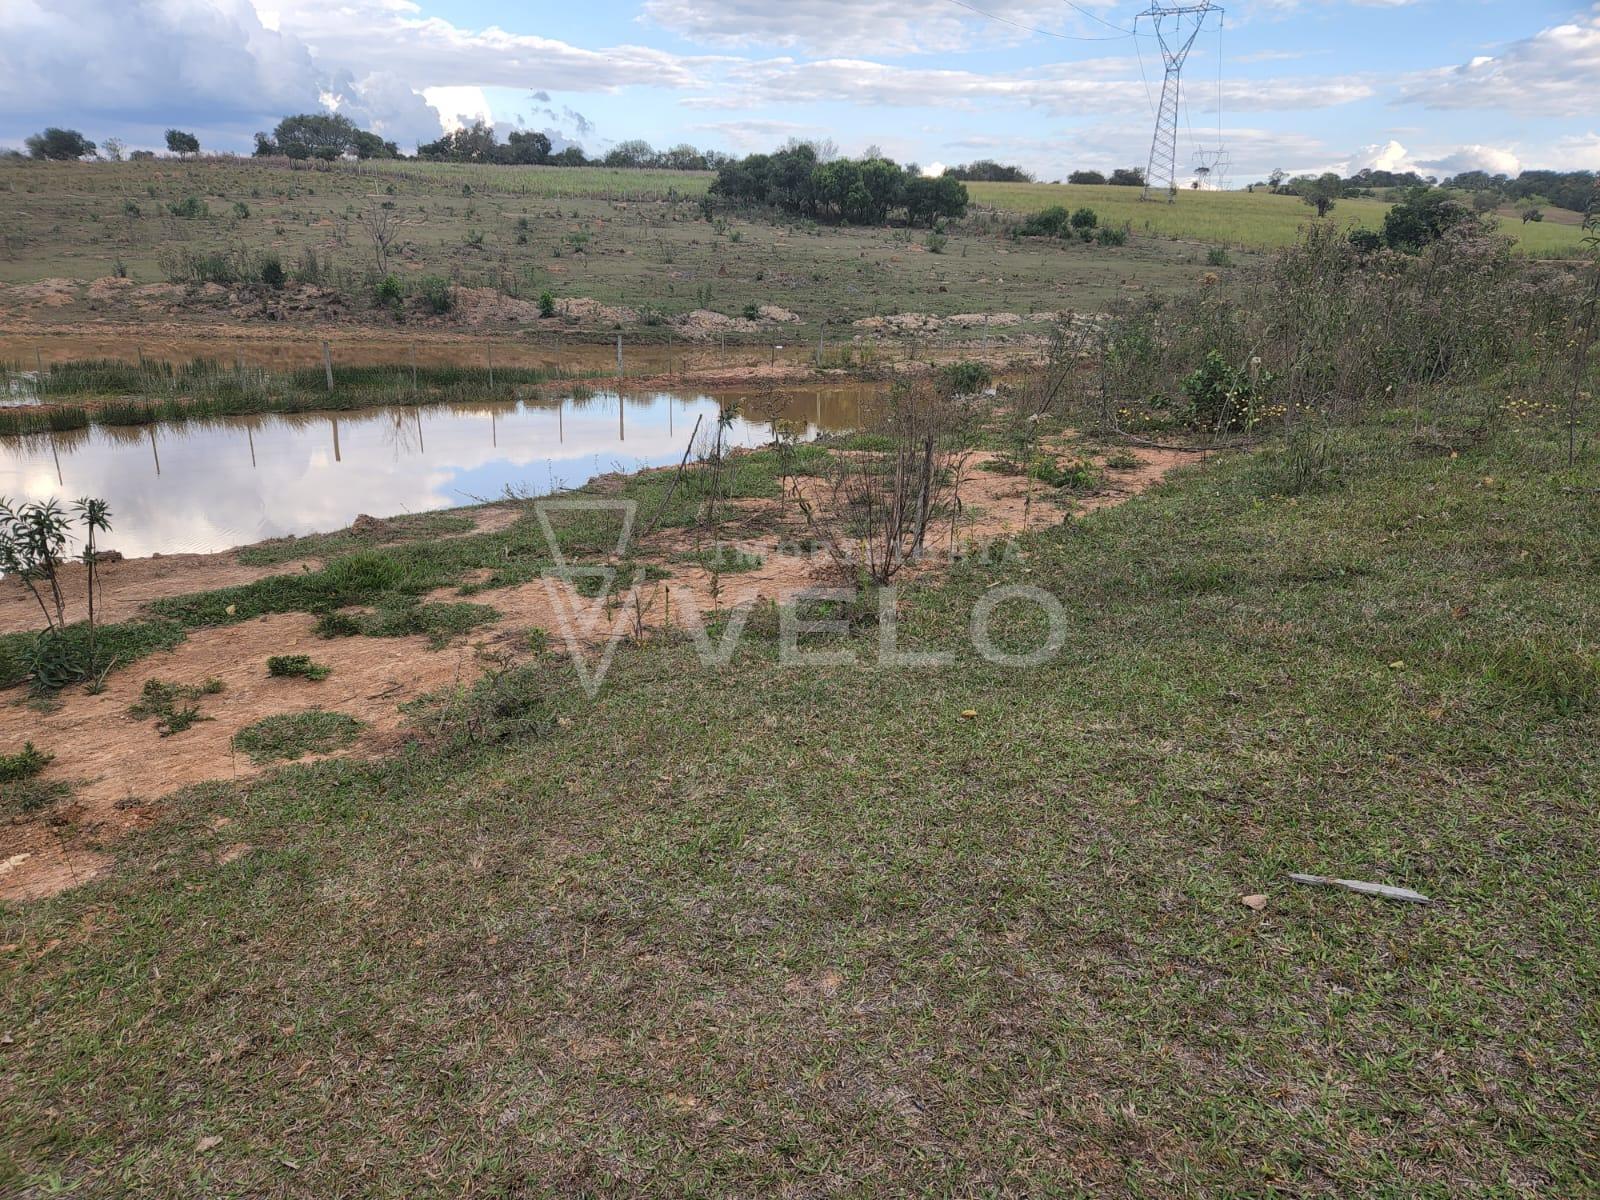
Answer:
[3,0,1596,182]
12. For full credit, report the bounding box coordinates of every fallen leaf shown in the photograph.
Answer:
[196,1135,221,1153]
[1388,660,1406,671]
[960,709,978,719]
[224,604,237,616]
[1241,894,1268,911]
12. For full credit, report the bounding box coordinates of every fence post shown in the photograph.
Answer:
[322,341,334,391]
[616,332,623,378]
[487,345,494,390]
[410,342,418,392]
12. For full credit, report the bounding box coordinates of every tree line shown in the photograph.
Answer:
[1255,166,1597,217]
[709,143,968,227]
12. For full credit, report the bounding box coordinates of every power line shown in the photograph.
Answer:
[943,0,1133,42]
[1059,0,1136,35]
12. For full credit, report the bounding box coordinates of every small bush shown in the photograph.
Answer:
[1181,350,1270,431]
[936,360,993,396]
[926,231,948,254]
[1019,206,1070,237]
[538,290,556,318]
[233,710,365,763]
[232,201,251,219]
[258,252,286,289]
[169,195,209,219]
[0,742,52,783]
[1096,226,1128,247]
[1206,246,1232,267]
[374,274,403,307]
[267,654,331,681]
[417,275,454,314]
[1069,207,1098,231]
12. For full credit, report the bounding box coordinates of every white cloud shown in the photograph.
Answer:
[1400,10,1600,117]
[0,0,445,146]
[642,0,1125,56]
[1417,144,1522,177]
[711,57,1370,116]
[422,87,494,133]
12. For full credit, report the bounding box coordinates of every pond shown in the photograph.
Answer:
[0,385,872,558]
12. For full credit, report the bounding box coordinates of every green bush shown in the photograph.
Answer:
[258,252,286,289]
[0,742,52,783]
[1181,350,1270,431]
[1019,206,1070,237]
[267,654,332,681]
[169,195,209,219]
[1096,226,1128,247]
[1069,207,1098,231]
[374,274,404,307]
[417,275,454,314]
[936,360,993,396]
[538,290,556,318]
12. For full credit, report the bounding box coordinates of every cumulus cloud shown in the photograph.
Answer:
[1417,144,1523,177]
[1400,10,1600,117]
[0,0,719,151]
[642,0,1125,56]
[0,0,444,147]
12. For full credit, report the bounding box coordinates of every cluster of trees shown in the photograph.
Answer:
[710,143,968,227]
[253,114,399,161]
[412,123,725,170]
[1440,169,1596,215]
[1065,168,1146,187]
[942,160,1033,183]
[1256,165,1598,219]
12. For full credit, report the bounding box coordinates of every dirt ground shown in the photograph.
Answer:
[0,445,1192,902]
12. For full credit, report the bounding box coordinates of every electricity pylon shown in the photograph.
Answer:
[1136,0,1220,201]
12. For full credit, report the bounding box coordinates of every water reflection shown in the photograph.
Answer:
[0,386,871,558]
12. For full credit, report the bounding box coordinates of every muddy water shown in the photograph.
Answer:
[0,385,872,558]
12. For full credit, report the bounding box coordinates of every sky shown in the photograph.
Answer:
[1,0,1596,184]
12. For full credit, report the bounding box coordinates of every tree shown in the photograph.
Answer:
[1296,172,1342,218]
[905,174,969,226]
[24,128,95,161]
[101,137,125,162]
[352,130,399,160]
[1107,167,1145,187]
[418,119,499,162]
[1521,206,1544,224]
[503,129,552,164]
[1068,169,1106,185]
[1381,188,1472,252]
[266,113,364,161]
[603,139,656,168]
[165,129,200,157]
[550,145,588,166]
[1268,167,1287,191]
[944,160,1033,183]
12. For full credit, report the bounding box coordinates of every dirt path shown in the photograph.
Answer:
[0,446,1193,903]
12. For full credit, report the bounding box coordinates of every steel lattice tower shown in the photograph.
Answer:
[1137,1,1220,201]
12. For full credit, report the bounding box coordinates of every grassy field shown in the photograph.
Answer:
[1,396,1596,1194]
[0,159,1220,328]
[967,180,1589,256]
